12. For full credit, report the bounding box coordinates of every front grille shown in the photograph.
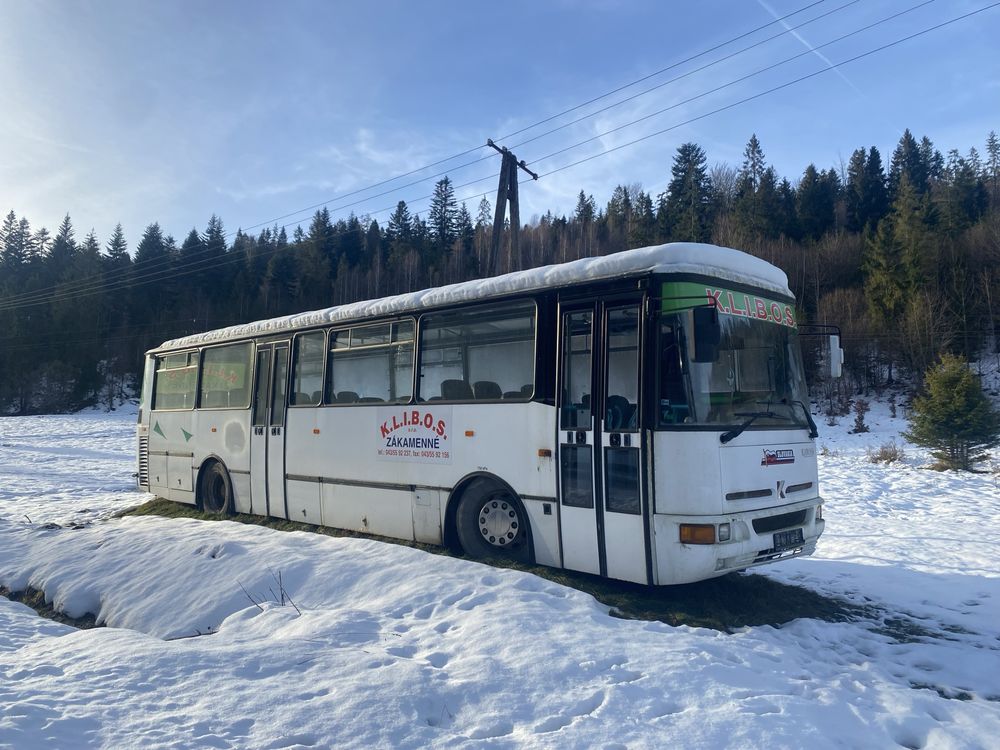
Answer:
[138,436,149,487]
[752,509,807,534]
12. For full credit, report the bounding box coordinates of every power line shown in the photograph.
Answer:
[0,0,841,309]
[506,0,872,154]
[527,3,1000,181]
[1,2,991,312]
[523,0,940,170]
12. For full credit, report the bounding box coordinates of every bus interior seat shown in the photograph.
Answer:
[503,390,522,399]
[520,383,533,396]
[606,395,633,430]
[336,391,359,403]
[473,380,502,400]
[441,379,474,401]
[359,396,384,403]
[311,390,322,403]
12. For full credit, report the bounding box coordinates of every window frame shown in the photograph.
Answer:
[197,342,254,410]
[325,317,416,407]
[416,299,539,404]
[151,350,199,412]
[288,330,328,408]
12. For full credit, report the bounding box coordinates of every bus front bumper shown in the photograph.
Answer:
[652,497,825,585]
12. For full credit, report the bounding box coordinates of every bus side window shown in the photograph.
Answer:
[419,301,536,402]
[326,320,414,404]
[199,343,252,409]
[153,352,197,410]
[659,320,688,424]
[290,332,325,406]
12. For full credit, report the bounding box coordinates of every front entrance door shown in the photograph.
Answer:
[249,341,290,518]
[557,300,649,584]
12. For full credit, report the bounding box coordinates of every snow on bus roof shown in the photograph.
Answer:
[155,242,791,351]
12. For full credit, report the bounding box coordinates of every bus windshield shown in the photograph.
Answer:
[658,311,809,429]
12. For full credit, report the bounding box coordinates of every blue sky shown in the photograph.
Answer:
[1,0,998,249]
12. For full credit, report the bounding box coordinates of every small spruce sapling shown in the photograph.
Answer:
[851,399,870,434]
[905,354,1000,470]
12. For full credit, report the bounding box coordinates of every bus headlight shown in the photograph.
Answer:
[679,524,715,544]
[816,505,823,522]
[718,523,731,542]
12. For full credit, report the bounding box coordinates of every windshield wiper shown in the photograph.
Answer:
[790,400,819,438]
[719,411,790,444]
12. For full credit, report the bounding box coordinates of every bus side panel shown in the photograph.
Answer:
[146,410,197,506]
[288,402,555,499]
[322,484,416,540]
[284,402,557,546]
[192,408,252,513]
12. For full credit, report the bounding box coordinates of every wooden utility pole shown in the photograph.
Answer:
[486,139,538,276]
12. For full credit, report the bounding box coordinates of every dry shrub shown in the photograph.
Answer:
[867,441,905,464]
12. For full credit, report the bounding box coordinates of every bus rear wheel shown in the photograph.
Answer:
[199,461,234,516]
[456,480,531,564]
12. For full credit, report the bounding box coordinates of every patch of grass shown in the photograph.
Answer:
[0,586,100,629]
[122,499,862,632]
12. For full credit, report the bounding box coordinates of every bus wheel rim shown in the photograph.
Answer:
[478,497,520,547]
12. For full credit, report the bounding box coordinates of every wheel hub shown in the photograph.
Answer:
[478,498,520,547]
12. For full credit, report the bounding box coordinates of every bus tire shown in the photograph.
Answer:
[455,480,531,564]
[199,461,234,516]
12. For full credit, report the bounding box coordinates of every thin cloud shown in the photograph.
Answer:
[755,0,866,97]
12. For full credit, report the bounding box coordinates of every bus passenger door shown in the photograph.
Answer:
[557,300,650,584]
[249,347,271,514]
[599,304,648,584]
[249,341,290,519]
[557,308,601,576]
[267,342,290,519]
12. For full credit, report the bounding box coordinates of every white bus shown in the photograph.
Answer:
[137,242,838,585]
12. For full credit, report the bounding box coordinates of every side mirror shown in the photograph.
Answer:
[828,334,844,379]
[692,306,721,363]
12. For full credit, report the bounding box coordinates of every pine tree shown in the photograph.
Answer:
[890,174,937,294]
[889,129,928,198]
[48,214,78,270]
[476,197,492,229]
[905,353,1000,470]
[797,164,836,241]
[664,142,712,242]
[846,147,889,231]
[574,191,596,224]
[0,211,22,269]
[628,191,655,248]
[985,130,1000,204]
[427,176,457,263]
[863,218,905,331]
[105,223,129,264]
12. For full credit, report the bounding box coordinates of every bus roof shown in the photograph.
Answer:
[153,242,791,352]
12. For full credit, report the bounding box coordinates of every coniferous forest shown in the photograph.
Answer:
[1,129,998,415]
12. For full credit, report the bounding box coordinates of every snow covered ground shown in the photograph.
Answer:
[1,401,999,749]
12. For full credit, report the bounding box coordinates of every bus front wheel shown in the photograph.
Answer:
[199,461,234,516]
[456,480,531,564]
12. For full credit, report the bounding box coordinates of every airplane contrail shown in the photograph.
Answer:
[756,0,867,96]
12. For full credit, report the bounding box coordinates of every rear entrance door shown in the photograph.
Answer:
[249,341,290,518]
[557,298,649,584]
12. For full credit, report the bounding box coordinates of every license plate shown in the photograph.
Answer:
[773,528,804,551]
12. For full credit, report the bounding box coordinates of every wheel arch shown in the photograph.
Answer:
[444,471,534,562]
[195,453,229,510]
